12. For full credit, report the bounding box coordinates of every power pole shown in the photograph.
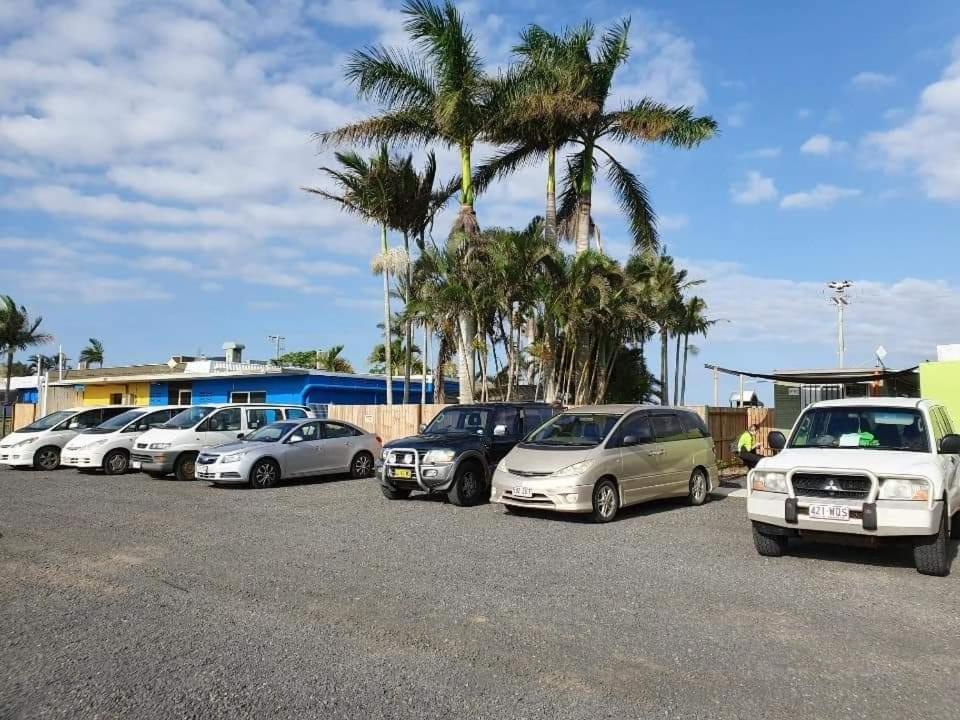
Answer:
[267,335,285,363]
[827,281,852,368]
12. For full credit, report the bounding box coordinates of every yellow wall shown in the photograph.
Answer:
[919,362,960,426]
[81,383,151,407]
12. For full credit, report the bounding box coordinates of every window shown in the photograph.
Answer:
[177,390,192,405]
[424,408,491,435]
[491,407,521,439]
[614,413,655,447]
[285,408,308,419]
[229,391,267,403]
[679,411,709,439]
[651,413,686,443]
[68,410,102,430]
[790,407,929,452]
[525,412,622,447]
[323,422,358,439]
[203,408,242,432]
[247,408,283,430]
[109,393,123,405]
[290,422,322,442]
[135,409,175,432]
[522,408,553,435]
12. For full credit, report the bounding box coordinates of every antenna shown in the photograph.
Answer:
[826,281,853,368]
[267,335,286,362]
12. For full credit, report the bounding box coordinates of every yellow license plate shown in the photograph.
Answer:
[392,468,412,479]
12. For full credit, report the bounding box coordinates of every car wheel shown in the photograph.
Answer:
[752,522,788,557]
[33,446,61,471]
[350,451,375,479]
[173,452,197,482]
[249,459,280,489]
[913,505,951,577]
[380,485,411,500]
[688,467,709,506]
[102,449,130,475]
[447,461,486,507]
[590,479,620,523]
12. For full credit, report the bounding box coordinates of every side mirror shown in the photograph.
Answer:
[237,432,245,439]
[287,434,304,444]
[768,431,786,451]
[419,423,427,433]
[493,424,507,437]
[622,434,638,447]
[939,434,960,453]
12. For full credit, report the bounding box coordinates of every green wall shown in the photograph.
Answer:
[919,362,960,426]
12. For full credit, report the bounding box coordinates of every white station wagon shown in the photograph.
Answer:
[748,398,960,576]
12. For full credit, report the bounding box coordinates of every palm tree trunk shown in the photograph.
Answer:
[542,314,558,402]
[5,351,13,400]
[680,332,690,406]
[403,231,412,405]
[500,313,513,401]
[421,323,428,406]
[574,143,595,254]
[673,332,682,405]
[456,315,475,403]
[545,145,557,244]
[660,328,669,406]
[380,223,393,406]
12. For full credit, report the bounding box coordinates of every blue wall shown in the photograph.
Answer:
[149,383,168,405]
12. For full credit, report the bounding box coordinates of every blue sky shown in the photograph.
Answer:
[2,0,960,404]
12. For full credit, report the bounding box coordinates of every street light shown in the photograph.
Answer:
[827,281,853,368]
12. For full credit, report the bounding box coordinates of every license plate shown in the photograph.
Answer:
[392,468,412,479]
[809,504,849,521]
[512,486,533,498]
[131,461,141,470]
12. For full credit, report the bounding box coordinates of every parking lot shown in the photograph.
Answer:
[1,466,958,720]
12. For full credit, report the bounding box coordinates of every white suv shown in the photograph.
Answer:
[748,398,959,576]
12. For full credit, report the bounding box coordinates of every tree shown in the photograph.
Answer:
[0,296,53,400]
[317,345,355,374]
[677,297,716,405]
[368,339,422,376]
[305,146,400,403]
[79,338,105,368]
[27,354,57,374]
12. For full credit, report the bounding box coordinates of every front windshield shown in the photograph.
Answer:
[161,406,214,430]
[19,410,74,432]
[84,409,147,433]
[424,408,491,435]
[245,422,297,443]
[524,412,623,447]
[790,407,929,452]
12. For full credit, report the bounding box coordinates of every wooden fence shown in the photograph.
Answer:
[45,386,84,413]
[327,404,450,443]
[687,406,747,464]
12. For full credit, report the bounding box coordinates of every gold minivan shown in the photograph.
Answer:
[490,405,718,522]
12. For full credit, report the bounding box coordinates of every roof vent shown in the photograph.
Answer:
[222,341,245,364]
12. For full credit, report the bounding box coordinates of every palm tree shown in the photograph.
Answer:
[678,297,716,405]
[79,338,105,368]
[0,296,53,400]
[304,146,399,404]
[368,339,422,376]
[27,354,58,374]
[317,345,355,374]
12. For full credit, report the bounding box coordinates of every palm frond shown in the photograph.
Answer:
[316,110,436,147]
[609,100,718,147]
[472,144,545,196]
[345,45,436,107]
[599,147,658,253]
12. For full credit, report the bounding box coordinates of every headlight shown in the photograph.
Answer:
[751,471,787,493]
[221,451,248,463]
[551,460,592,478]
[148,442,171,450]
[13,437,38,447]
[879,478,930,501]
[423,449,456,464]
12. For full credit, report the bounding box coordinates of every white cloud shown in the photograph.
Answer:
[730,171,777,205]
[797,108,811,119]
[780,184,861,209]
[851,71,896,89]
[866,39,960,201]
[800,134,848,155]
[742,146,781,159]
[726,102,749,128]
[659,214,689,231]
[26,270,172,304]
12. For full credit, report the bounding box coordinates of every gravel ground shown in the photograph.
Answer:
[1,466,958,720]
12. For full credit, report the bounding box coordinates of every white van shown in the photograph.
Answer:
[131,404,314,480]
[61,406,189,475]
[0,406,135,470]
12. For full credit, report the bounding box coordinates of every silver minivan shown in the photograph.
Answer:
[491,404,718,522]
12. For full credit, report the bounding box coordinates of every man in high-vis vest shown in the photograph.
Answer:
[738,424,762,470]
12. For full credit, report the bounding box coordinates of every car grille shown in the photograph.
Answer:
[136,443,148,449]
[791,473,872,499]
[503,490,555,506]
[131,453,153,463]
[386,449,426,465]
[64,456,93,465]
[507,468,552,478]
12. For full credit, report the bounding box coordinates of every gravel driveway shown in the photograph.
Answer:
[1,466,957,719]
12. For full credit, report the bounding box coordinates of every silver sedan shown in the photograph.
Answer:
[196,419,382,489]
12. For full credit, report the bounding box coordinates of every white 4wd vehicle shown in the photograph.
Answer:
[748,398,959,576]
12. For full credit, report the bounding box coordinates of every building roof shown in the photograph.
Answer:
[52,363,187,383]
[1,376,42,391]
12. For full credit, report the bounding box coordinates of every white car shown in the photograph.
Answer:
[131,403,314,481]
[748,397,960,576]
[0,406,135,470]
[61,406,188,474]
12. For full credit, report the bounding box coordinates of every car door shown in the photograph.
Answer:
[282,421,324,477]
[613,412,663,504]
[198,407,243,448]
[489,406,522,467]
[317,422,359,473]
[649,412,689,493]
[935,407,960,513]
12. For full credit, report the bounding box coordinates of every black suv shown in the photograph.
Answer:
[380,403,557,506]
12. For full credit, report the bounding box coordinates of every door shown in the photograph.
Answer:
[935,407,960,514]
[489,406,522,467]
[318,422,359,473]
[650,412,689,491]
[283,421,324,477]
[198,408,243,447]
[178,390,192,404]
[614,412,663,504]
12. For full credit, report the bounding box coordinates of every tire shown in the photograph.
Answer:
[752,522,788,557]
[447,461,486,507]
[33,446,61,471]
[913,504,951,577]
[590,479,620,523]
[249,459,280,489]
[688,467,709,506]
[173,452,197,482]
[380,485,411,500]
[102,449,130,475]
[350,451,375,479]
